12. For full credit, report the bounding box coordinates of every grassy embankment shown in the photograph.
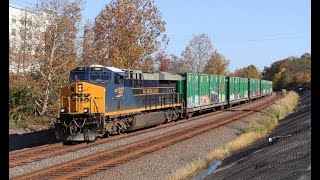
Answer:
[168,90,299,180]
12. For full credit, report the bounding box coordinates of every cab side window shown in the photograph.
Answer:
[114,74,123,84]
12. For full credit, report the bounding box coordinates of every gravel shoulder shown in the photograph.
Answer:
[9,94,275,179]
[204,90,311,180]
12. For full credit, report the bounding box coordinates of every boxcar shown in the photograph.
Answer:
[249,78,261,100]
[267,81,273,94]
[260,80,268,96]
[179,73,228,115]
[261,80,273,96]
[227,76,249,105]
[211,75,228,105]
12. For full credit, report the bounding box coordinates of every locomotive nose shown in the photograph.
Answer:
[60,82,105,114]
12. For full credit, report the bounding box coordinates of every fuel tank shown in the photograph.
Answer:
[128,111,166,131]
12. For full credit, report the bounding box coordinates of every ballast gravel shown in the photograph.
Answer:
[9,94,275,179]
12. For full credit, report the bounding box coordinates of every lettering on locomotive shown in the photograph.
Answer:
[143,88,160,94]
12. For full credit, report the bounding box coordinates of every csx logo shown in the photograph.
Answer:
[114,87,124,98]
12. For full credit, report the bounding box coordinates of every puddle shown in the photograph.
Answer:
[193,161,222,180]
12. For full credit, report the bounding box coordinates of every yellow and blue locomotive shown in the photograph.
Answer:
[55,65,183,142]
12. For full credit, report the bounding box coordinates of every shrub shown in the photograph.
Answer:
[9,87,37,129]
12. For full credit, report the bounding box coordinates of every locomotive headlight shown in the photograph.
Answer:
[84,108,89,113]
[78,84,83,92]
[60,108,66,113]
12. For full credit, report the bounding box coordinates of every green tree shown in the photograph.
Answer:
[9,86,37,128]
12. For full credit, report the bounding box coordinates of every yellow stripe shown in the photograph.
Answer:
[105,103,182,116]
[131,87,175,89]
[133,93,180,96]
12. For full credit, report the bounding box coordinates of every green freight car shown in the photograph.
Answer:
[177,73,272,116]
[260,80,273,96]
[210,75,228,105]
[198,74,228,107]
[178,73,228,115]
[261,80,268,96]
[249,78,261,100]
[227,76,249,105]
[267,81,273,94]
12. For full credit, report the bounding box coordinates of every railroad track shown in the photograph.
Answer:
[9,93,273,168]
[12,92,280,180]
[9,93,272,168]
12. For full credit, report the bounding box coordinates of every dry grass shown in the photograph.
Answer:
[168,91,299,180]
[223,132,261,152]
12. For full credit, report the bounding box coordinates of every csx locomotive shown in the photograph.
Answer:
[55,65,272,142]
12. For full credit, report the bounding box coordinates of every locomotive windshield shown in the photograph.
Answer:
[69,72,88,83]
[89,73,111,83]
[69,66,117,85]
[69,72,111,84]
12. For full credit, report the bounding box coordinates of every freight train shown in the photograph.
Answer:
[55,65,273,142]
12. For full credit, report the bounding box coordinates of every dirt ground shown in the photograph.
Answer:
[204,89,311,180]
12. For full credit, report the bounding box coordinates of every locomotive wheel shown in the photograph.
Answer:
[165,110,173,122]
[187,112,193,119]
[69,125,77,134]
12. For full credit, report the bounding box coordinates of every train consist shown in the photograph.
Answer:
[55,65,273,142]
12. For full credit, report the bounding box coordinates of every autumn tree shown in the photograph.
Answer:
[140,55,155,71]
[179,47,196,73]
[32,0,83,117]
[168,54,181,72]
[233,64,261,78]
[155,51,170,72]
[81,19,96,66]
[93,0,167,69]
[202,50,229,75]
[10,0,83,118]
[262,53,311,90]
[181,33,214,73]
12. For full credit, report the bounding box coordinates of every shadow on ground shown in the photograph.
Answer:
[9,128,60,152]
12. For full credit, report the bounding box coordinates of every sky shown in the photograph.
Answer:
[10,0,311,72]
